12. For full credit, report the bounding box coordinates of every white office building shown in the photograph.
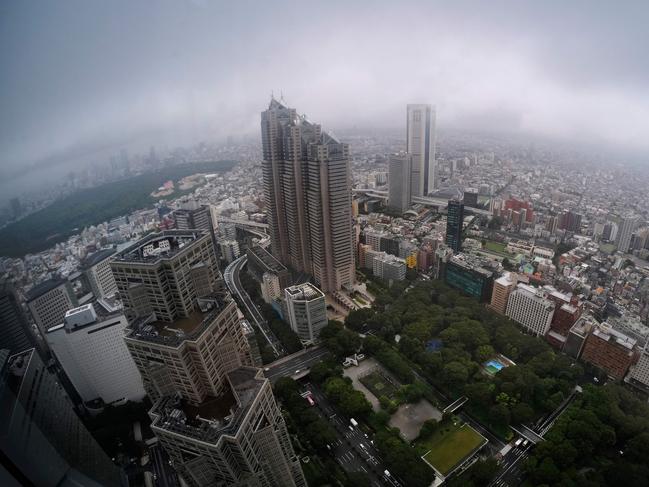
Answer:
[284,283,327,342]
[46,303,145,406]
[506,283,556,336]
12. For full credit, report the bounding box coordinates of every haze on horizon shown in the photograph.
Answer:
[2,0,649,188]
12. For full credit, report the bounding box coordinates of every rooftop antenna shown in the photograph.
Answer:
[271,90,274,100]
[280,90,284,102]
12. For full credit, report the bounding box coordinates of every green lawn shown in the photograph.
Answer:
[359,371,399,400]
[484,240,507,254]
[418,423,486,476]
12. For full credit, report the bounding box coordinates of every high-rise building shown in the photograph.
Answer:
[406,104,437,195]
[26,278,78,336]
[284,283,327,342]
[111,230,220,322]
[118,231,305,486]
[0,348,122,486]
[261,98,354,293]
[45,303,146,406]
[489,273,516,314]
[506,284,555,336]
[0,282,35,354]
[82,249,118,299]
[445,199,464,252]
[558,210,582,233]
[616,214,639,253]
[148,367,306,487]
[174,202,213,233]
[388,152,413,213]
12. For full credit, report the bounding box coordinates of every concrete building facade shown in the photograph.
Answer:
[111,230,220,322]
[506,284,556,336]
[27,278,78,336]
[388,152,413,213]
[82,249,118,299]
[261,98,354,293]
[406,104,437,196]
[45,303,146,406]
[284,283,327,342]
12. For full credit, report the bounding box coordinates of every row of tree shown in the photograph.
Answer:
[345,279,582,436]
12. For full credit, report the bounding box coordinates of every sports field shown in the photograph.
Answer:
[484,240,507,254]
[359,370,399,400]
[420,424,486,476]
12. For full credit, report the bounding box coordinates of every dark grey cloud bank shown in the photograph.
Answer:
[1,0,649,183]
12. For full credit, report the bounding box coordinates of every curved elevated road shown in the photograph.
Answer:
[224,255,283,356]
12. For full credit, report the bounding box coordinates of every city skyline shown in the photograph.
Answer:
[2,3,649,485]
[3,1,649,200]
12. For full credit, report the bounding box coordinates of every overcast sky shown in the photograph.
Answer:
[2,0,649,181]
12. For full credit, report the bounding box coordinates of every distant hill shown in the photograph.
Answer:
[0,160,236,257]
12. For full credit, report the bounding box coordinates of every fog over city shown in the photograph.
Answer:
[2,0,649,187]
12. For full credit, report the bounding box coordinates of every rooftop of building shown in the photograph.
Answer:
[247,245,287,273]
[149,367,265,443]
[26,278,67,301]
[592,323,637,350]
[285,282,325,301]
[81,248,116,269]
[114,230,208,265]
[449,254,493,278]
[125,295,231,347]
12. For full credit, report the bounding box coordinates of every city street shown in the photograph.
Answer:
[149,443,180,487]
[263,346,330,383]
[303,381,402,487]
[224,255,284,355]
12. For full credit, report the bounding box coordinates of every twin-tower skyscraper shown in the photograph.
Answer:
[261,98,355,294]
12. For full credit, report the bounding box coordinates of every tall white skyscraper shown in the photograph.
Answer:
[617,214,639,253]
[406,104,437,196]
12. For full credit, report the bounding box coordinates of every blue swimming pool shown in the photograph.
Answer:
[485,359,505,372]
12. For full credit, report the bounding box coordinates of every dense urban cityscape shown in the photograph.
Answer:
[3,2,649,487]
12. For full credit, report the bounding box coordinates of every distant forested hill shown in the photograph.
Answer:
[0,160,236,257]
